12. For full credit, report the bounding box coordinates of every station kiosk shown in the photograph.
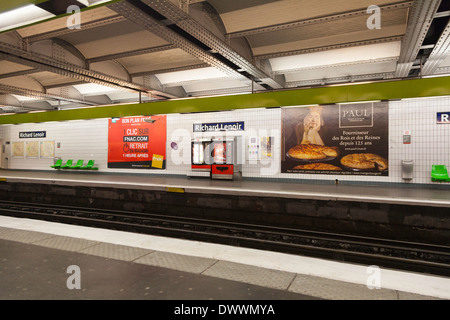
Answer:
[189,137,242,180]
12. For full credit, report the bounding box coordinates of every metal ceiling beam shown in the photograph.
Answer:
[87,44,176,63]
[130,63,209,78]
[395,0,442,77]
[0,83,96,106]
[107,0,240,79]
[286,72,396,88]
[24,15,127,43]
[0,68,39,79]
[140,0,284,89]
[187,86,254,97]
[162,76,237,88]
[109,0,283,90]
[44,81,86,90]
[255,36,404,60]
[271,57,399,76]
[434,10,450,18]
[421,18,450,75]
[52,38,89,69]
[0,41,178,99]
[228,1,413,38]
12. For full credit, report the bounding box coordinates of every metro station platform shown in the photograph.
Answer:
[0,169,449,305]
[0,215,448,302]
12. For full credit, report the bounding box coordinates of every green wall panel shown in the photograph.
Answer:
[1,76,449,125]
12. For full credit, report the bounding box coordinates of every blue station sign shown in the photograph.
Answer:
[19,131,46,138]
[193,121,245,132]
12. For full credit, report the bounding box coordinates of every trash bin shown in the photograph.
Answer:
[401,160,413,180]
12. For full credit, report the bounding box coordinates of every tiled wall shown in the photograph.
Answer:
[1,119,108,171]
[1,96,449,185]
[389,96,450,184]
[166,108,281,177]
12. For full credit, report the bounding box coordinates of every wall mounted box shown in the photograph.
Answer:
[401,160,413,180]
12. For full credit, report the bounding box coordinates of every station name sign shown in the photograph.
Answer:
[19,131,46,138]
[437,112,450,124]
[193,121,244,132]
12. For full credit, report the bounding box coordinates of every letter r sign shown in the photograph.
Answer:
[437,112,450,124]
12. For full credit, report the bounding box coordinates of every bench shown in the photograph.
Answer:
[50,159,98,170]
[431,165,450,182]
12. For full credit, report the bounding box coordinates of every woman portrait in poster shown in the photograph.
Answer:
[295,105,324,145]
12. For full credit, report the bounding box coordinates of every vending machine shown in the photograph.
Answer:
[210,137,242,180]
[191,138,212,174]
[189,137,242,179]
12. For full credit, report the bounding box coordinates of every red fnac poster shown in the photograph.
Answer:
[107,115,166,169]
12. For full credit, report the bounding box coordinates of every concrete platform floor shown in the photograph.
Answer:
[0,216,448,302]
[1,239,314,301]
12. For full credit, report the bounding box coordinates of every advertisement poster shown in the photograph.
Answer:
[213,143,226,163]
[108,115,167,169]
[281,102,389,176]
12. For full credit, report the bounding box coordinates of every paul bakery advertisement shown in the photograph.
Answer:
[282,102,388,176]
[108,115,166,169]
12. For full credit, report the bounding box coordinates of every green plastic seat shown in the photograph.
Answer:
[50,159,62,169]
[69,159,84,169]
[80,160,98,170]
[431,165,450,182]
[60,159,73,169]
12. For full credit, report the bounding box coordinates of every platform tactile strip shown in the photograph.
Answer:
[202,261,296,291]
[32,236,100,252]
[0,228,56,244]
[80,242,153,261]
[288,274,399,300]
[134,251,218,274]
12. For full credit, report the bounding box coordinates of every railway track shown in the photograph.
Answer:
[0,200,449,277]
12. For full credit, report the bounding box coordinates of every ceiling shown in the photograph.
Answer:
[0,0,449,113]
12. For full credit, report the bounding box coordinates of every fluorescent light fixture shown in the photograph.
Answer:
[339,100,381,105]
[77,0,90,6]
[422,74,450,78]
[401,95,450,101]
[73,83,120,95]
[327,81,375,87]
[282,104,320,109]
[0,5,55,32]
[106,91,144,100]
[270,42,401,72]
[156,67,230,84]
[11,95,40,102]
[86,0,115,6]
[183,78,250,92]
